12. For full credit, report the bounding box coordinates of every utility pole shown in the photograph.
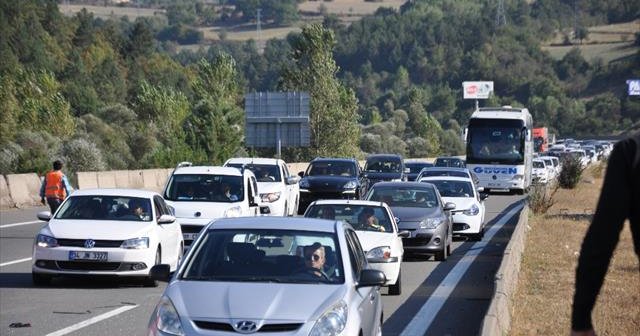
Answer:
[496,0,506,28]
[256,8,262,43]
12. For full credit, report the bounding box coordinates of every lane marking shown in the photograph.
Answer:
[0,257,32,267]
[0,221,43,229]
[400,203,524,336]
[46,304,139,336]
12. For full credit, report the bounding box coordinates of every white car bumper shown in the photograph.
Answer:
[452,213,483,235]
[367,258,401,285]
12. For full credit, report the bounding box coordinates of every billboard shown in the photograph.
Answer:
[244,92,310,149]
[627,79,640,96]
[463,81,494,99]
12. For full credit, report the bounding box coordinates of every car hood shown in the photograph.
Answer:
[256,182,283,194]
[364,172,402,181]
[166,281,345,322]
[302,176,355,189]
[166,201,236,220]
[355,231,395,253]
[45,220,151,239]
[390,206,440,222]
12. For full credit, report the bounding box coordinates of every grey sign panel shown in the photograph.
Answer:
[244,92,310,148]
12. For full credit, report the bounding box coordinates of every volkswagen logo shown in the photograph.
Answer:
[234,321,258,334]
[84,239,95,249]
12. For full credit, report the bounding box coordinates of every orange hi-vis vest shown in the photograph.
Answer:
[44,170,66,199]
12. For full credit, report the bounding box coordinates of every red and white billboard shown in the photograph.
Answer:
[463,81,494,99]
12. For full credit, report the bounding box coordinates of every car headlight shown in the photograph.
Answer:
[463,204,480,216]
[366,246,391,260]
[391,178,402,182]
[224,206,242,218]
[299,179,310,189]
[121,237,149,249]
[309,301,348,336]
[343,180,357,189]
[36,234,58,248]
[420,217,445,229]
[151,296,184,336]
[260,192,281,203]
[513,174,524,180]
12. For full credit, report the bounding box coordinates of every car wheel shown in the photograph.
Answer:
[32,272,51,286]
[446,240,452,256]
[435,247,447,261]
[388,271,401,296]
[144,248,161,287]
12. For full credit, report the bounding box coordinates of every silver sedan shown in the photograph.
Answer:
[147,217,386,336]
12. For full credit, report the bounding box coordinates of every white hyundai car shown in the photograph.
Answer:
[420,176,487,241]
[304,199,406,295]
[32,189,183,286]
[147,217,385,336]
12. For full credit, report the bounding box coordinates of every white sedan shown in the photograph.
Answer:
[420,176,487,241]
[32,189,183,286]
[304,199,406,295]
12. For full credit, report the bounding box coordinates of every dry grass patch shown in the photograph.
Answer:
[298,0,406,16]
[59,4,165,20]
[510,167,640,335]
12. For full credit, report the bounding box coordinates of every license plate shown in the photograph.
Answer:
[183,233,198,241]
[69,251,108,261]
[487,183,501,187]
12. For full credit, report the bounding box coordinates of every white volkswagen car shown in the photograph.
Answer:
[32,189,183,286]
[304,200,406,295]
[420,176,487,241]
[147,217,385,336]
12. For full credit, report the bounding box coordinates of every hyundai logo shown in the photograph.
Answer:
[234,321,257,334]
[84,239,95,249]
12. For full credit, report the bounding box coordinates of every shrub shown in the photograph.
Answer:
[0,143,22,175]
[60,138,106,175]
[528,184,558,215]
[558,156,585,189]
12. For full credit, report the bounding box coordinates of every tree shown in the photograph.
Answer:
[574,26,589,44]
[280,24,361,159]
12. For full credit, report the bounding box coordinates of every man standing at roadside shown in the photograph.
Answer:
[571,134,639,336]
[39,160,73,214]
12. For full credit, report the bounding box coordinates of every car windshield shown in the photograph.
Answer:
[405,162,433,173]
[164,174,244,202]
[364,157,402,173]
[181,229,344,284]
[306,161,356,177]
[367,186,439,208]
[427,180,474,198]
[226,163,282,182]
[543,159,553,166]
[55,196,153,221]
[305,205,393,233]
[533,161,545,168]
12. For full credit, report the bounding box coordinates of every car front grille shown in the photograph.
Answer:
[56,261,122,271]
[180,225,204,234]
[194,321,303,332]
[57,239,124,248]
[453,223,470,231]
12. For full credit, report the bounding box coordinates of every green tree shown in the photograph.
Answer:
[281,24,361,158]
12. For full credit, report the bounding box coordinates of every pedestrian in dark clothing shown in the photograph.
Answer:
[571,133,640,336]
[39,160,73,214]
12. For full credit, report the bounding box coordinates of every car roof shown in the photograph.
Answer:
[174,166,244,176]
[310,157,357,163]
[366,154,402,159]
[370,181,436,189]
[310,199,386,207]
[225,157,282,165]
[70,188,158,198]
[208,216,341,233]
[404,161,432,165]
[421,167,469,173]
[435,156,463,160]
[420,176,474,183]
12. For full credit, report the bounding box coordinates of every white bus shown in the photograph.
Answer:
[465,106,533,194]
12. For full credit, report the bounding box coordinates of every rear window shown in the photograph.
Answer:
[365,157,402,173]
[367,186,439,208]
[420,170,469,178]
[306,161,356,177]
[226,163,281,182]
[165,174,244,202]
[305,204,393,232]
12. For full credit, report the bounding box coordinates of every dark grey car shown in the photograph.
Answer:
[365,182,455,261]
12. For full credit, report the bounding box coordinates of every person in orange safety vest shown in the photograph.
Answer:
[39,160,74,214]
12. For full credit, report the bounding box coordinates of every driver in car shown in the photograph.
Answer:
[303,243,327,279]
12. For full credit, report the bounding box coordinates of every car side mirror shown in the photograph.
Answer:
[286,176,300,185]
[480,193,489,201]
[157,214,176,224]
[298,171,304,178]
[357,269,387,288]
[259,206,271,215]
[398,230,410,238]
[149,264,171,282]
[37,211,52,222]
[444,202,456,211]
[476,187,485,193]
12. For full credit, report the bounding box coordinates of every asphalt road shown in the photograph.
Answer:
[0,194,524,336]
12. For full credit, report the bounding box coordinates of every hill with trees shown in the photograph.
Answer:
[1,0,638,177]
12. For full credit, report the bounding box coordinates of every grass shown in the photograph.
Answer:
[542,20,639,63]
[510,166,640,335]
[298,0,406,16]
[59,4,165,20]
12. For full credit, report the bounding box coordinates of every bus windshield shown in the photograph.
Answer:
[466,119,525,164]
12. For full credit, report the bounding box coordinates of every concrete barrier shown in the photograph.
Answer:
[76,171,98,189]
[6,173,42,208]
[96,171,117,188]
[480,206,530,336]
[141,169,172,193]
[0,175,15,209]
[127,170,145,189]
